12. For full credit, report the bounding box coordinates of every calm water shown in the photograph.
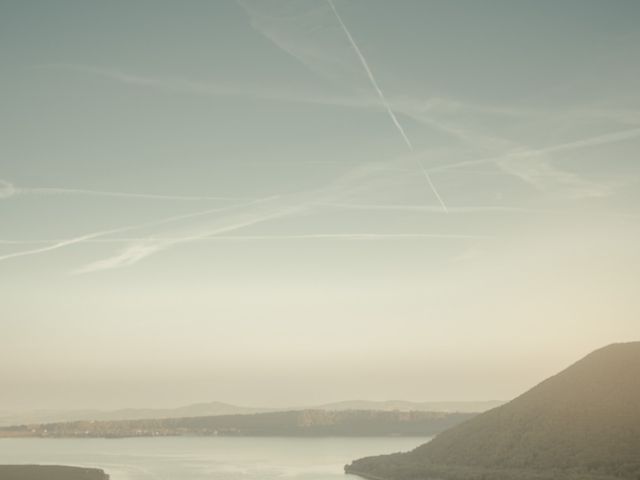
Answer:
[0,437,431,480]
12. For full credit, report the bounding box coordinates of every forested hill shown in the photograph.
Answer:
[0,409,473,438]
[0,466,109,480]
[0,400,499,427]
[346,342,640,480]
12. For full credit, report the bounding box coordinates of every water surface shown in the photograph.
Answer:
[0,436,431,480]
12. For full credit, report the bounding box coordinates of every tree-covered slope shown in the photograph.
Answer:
[347,342,640,480]
[0,465,108,480]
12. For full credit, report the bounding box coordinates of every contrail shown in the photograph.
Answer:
[0,228,131,263]
[1,177,253,202]
[432,127,640,173]
[326,0,412,149]
[326,0,448,212]
[74,204,305,274]
[415,155,449,212]
[19,186,250,202]
[0,197,276,264]
[320,202,547,214]
[0,232,493,245]
[200,232,492,241]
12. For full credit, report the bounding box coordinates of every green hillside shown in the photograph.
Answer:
[346,342,640,480]
[0,465,108,480]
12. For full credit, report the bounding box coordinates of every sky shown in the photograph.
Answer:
[1,0,639,411]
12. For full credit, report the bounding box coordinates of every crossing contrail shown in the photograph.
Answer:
[326,0,448,212]
[0,197,276,264]
[0,228,131,263]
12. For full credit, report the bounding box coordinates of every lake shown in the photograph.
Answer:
[0,437,431,480]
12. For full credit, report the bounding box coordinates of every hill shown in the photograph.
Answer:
[316,400,503,413]
[0,401,270,427]
[346,342,640,480]
[0,465,108,480]
[0,409,473,438]
[0,400,498,427]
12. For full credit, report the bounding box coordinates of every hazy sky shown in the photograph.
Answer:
[1,0,639,410]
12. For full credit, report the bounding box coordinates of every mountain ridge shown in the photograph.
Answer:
[0,400,501,427]
[346,342,640,480]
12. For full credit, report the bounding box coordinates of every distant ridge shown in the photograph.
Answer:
[346,342,640,480]
[317,400,503,413]
[0,400,500,427]
[0,401,269,427]
[0,410,475,438]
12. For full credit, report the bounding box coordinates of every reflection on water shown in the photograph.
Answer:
[0,436,431,480]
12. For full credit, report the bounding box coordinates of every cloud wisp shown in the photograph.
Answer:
[0,228,134,263]
[1,232,494,244]
[235,0,449,211]
[73,203,305,274]
[42,63,640,130]
[4,80,633,272]
[235,0,638,202]
[16,4,639,273]
[0,179,18,199]
[37,63,372,110]
[40,62,639,202]
[431,127,640,173]
[1,139,469,272]
[68,147,468,274]
[425,126,640,197]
